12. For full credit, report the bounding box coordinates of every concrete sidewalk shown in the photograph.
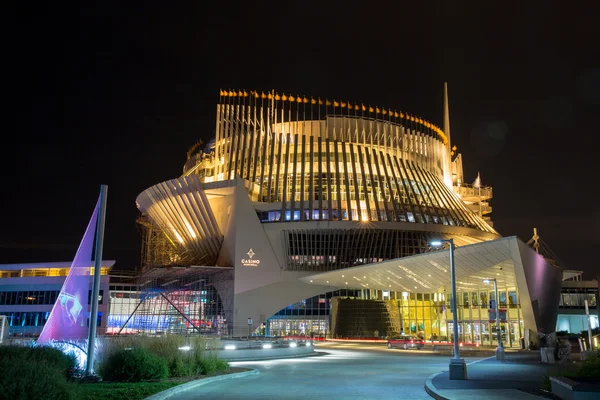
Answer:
[424,352,573,399]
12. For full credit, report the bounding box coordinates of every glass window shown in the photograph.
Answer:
[471,292,479,307]
[480,292,487,308]
[508,291,517,308]
[588,293,597,307]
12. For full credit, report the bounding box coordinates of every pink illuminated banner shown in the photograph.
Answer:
[37,199,99,344]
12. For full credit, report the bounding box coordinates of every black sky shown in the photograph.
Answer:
[2,2,599,278]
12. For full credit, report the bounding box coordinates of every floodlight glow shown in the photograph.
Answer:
[224,344,236,350]
[47,341,88,370]
[262,343,272,349]
[430,240,443,246]
[289,342,297,348]
[178,346,191,351]
[483,279,490,284]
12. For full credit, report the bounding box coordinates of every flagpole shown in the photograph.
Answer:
[86,184,108,376]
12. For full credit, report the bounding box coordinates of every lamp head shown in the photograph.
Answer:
[483,279,491,284]
[430,240,443,247]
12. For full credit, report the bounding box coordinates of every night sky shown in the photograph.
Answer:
[2,2,599,278]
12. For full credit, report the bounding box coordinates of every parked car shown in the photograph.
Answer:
[387,335,425,350]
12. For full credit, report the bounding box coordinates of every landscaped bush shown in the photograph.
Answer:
[544,352,600,390]
[0,353,72,400]
[99,348,169,382]
[566,356,600,379]
[196,354,229,375]
[97,335,229,379]
[168,355,193,377]
[0,345,78,380]
[96,335,230,381]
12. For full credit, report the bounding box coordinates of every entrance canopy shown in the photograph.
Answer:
[300,235,563,334]
[302,236,534,294]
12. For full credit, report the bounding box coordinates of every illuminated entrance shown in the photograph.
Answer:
[393,289,523,347]
[301,237,562,344]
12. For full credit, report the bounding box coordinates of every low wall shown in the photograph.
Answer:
[218,343,314,361]
[550,376,600,400]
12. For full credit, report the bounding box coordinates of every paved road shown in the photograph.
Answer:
[170,342,490,400]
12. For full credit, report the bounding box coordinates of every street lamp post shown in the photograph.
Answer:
[431,238,467,380]
[483,278,505,361]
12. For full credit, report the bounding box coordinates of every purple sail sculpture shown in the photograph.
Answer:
[37,199,99,344]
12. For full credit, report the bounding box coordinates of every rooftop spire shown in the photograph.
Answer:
[443,82,451,148]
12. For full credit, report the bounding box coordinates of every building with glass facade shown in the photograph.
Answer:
[556,275,599,334]
[0,261,113,338]
[125,85,563,345]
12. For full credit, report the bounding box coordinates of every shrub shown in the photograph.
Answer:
[97,335,227,379]
[196,356,219,375]
[215,358,230,372]
[0,358,72,400]
[0,345,78,380]
[99,348,168,382]
[197,354,229,375]
[568,356,600,379]
[168,355,195,377]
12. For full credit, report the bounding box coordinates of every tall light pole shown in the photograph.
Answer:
[484,278,505,361]
[431,238,467,380]
[86,184,108,377]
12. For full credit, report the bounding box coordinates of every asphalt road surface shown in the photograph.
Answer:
[169,342,489,400]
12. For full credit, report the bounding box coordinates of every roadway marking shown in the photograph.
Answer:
[466,355,495,365]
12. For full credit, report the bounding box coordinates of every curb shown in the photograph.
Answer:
[144,369,260,400]
[424,356,496,399]
[424,371,448,400]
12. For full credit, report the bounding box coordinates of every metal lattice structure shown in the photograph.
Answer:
[137,215,190,267]
[115,266,234,336]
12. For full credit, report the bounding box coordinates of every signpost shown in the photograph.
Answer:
[483,278,505,360]
[247,317,253,339]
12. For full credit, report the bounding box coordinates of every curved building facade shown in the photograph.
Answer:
[133,87,561,344]
[188,90,494,233]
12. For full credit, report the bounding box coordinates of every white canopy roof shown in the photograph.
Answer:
[300,236,525,293]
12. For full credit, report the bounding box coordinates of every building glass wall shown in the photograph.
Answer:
[267,289,360,337]
[395,287,522,348]
[0,290,104,306]
[267,287,523,348]
[559,288,597,308]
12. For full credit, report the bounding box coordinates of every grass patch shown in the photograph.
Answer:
[70,381,182,400]
[70,367,251,400]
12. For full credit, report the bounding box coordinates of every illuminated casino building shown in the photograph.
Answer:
[123,84,562,346]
